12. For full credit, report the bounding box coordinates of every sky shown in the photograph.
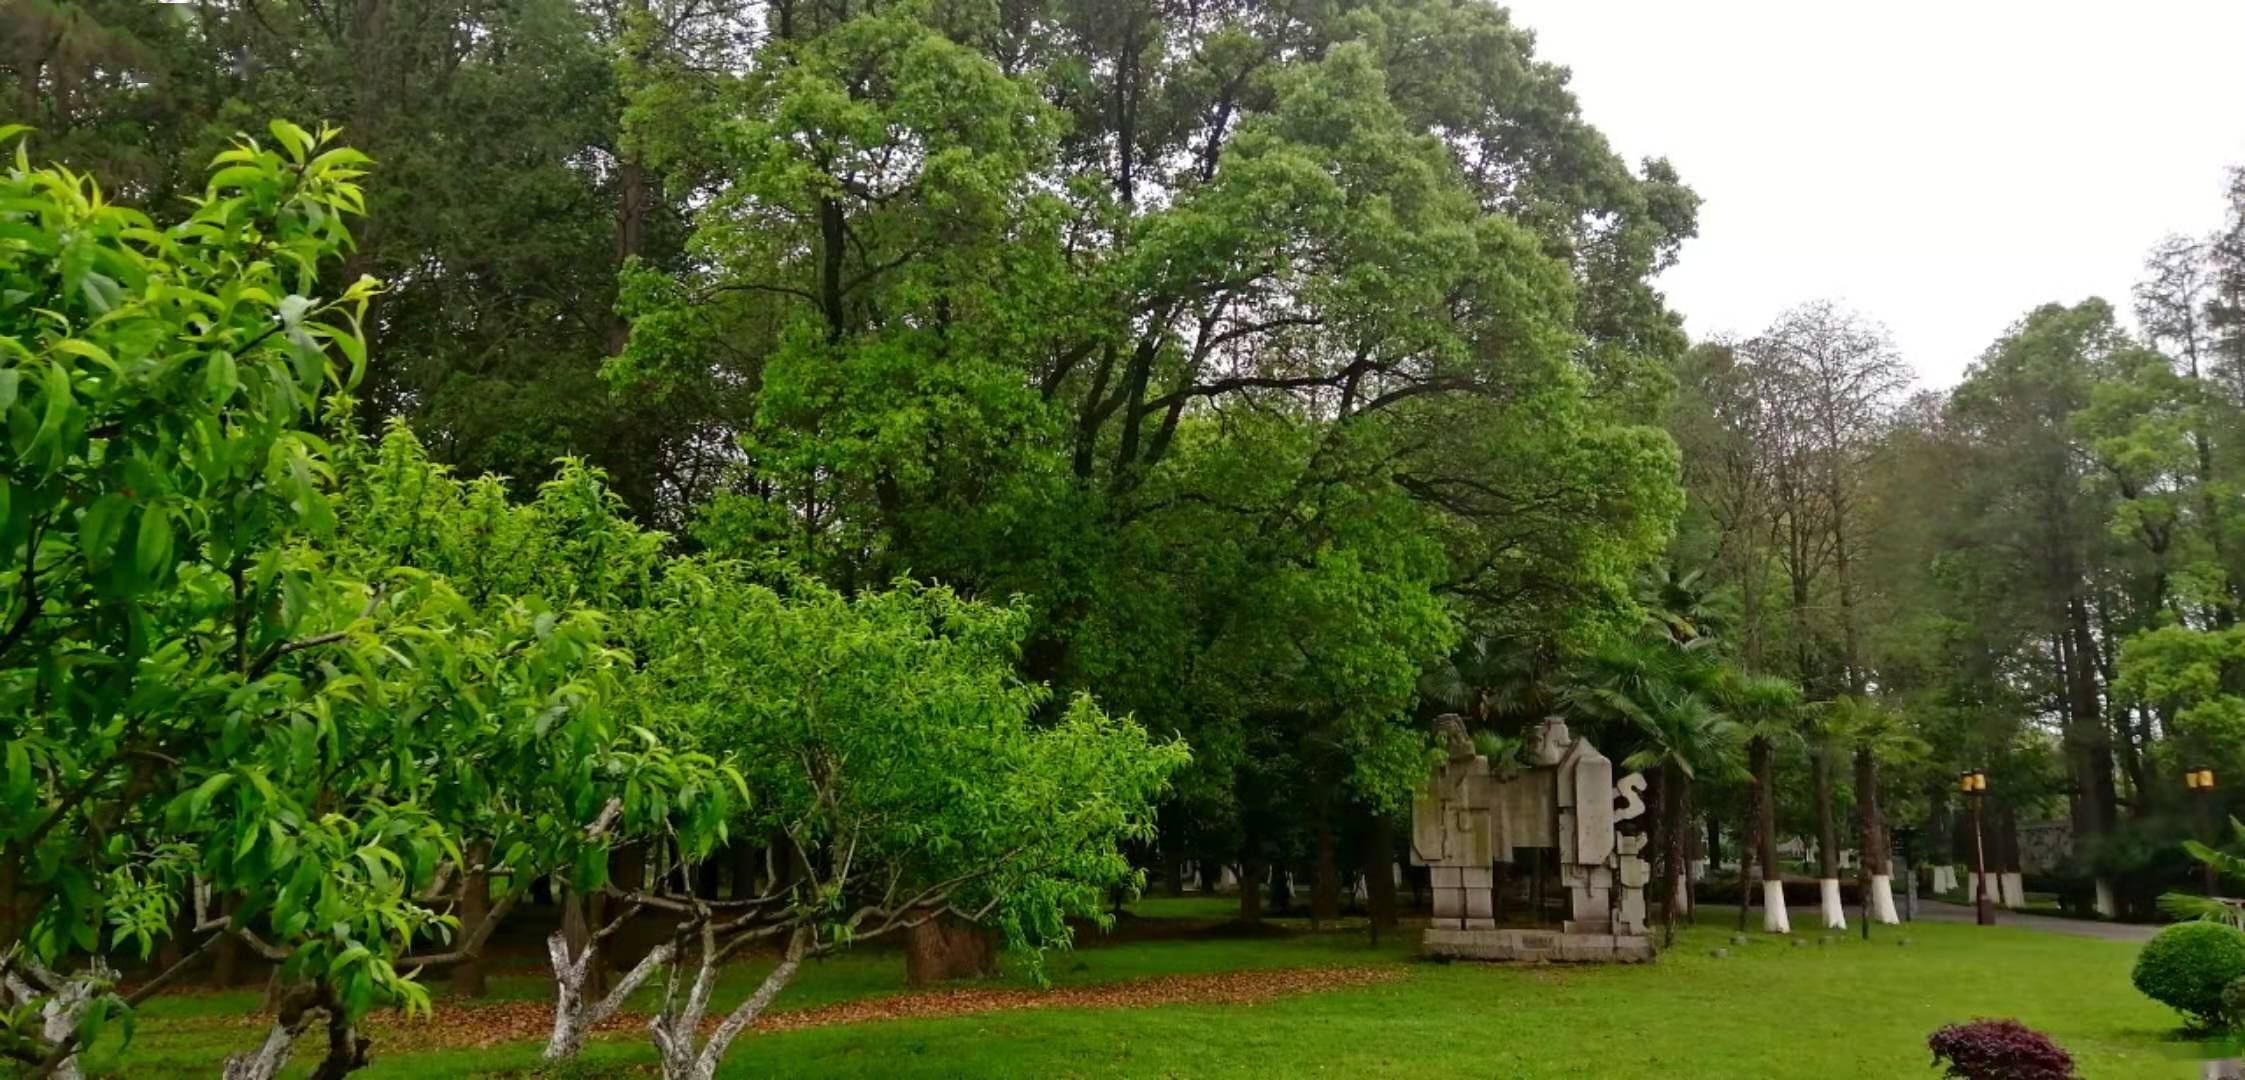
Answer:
[1500,0,2245,387]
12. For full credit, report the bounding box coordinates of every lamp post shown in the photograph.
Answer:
[2189,766,2219,896]
[1961,769,1992,926]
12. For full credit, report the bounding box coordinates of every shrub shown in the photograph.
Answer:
[2132,920,2245,1028]
[1926,1019,2077,1080]
[2224,975,2245,1028]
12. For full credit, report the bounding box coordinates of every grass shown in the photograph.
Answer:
[64,897,2242,1078]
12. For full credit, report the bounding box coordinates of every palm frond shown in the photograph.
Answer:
[2159,892,2245,928]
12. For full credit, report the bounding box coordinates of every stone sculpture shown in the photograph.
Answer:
[1410,715,1655,962]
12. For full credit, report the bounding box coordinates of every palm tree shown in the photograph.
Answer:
[2163,817,2245,927]
[1715,671,1803,933]
[1637,562,1734,646]
[1798,701,1848,930]
[1420,632,1564,730]
[1825,696,1925,926]
[1571,636,1746,944]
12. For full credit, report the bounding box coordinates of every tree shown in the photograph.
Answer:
[1570,633,1744,942]
[541,563,1187,1079]
[615,0,1692,901]
[1948,302,2138,911]
[1717,672,1802,933]
[7,0,733,523]
[1825,696,1923,925]
[0,124,732,1078]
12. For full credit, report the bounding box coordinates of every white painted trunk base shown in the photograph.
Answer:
[1762,880,1792,933]
[1818,878,1847,929]
[2002,872,2026,909]
[1868,874,1899,924]
[2094,877,2117,918]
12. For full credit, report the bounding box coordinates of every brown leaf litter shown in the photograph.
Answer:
[341,964,1399,1050]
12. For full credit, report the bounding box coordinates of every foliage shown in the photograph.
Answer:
[0,123,737,1075]
[2131,920,2245,1028]
[636,562,1189,953]
[571,561,1188,1077]
[1926,1019,2079,1080]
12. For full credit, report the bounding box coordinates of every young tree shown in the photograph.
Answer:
[0,124,733,1078]
[538,564,1186,1079]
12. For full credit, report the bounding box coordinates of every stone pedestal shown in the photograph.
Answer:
[1422,927,1656,964]
[1430,866,1497,930]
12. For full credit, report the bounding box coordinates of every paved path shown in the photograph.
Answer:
[1909,899,2158,942]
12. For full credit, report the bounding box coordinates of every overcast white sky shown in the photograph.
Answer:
[1502,0,2245,387]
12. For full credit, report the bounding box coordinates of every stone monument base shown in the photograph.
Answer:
[1422,927,1655,964]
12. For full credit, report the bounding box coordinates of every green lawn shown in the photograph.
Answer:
[73,899,2240,1078]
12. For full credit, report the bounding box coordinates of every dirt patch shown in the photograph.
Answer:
[339,964,1401,1050]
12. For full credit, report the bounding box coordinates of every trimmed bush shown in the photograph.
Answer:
[2223,975,2245,1028]
[2132,920,2245,1028]
[1926,1019,2077,1080]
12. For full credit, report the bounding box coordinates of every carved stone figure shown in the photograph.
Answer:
[1410,715,1655,962]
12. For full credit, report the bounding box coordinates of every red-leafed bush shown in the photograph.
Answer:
[1927,1019,2078,1080]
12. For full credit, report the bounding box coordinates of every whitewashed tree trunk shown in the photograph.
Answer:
[2001,872,2026,910]
[647,929,807,1080]
[2093,877,2117,917]
[1818,878,1846,929]
[222,1006,321,1080]
[1,957,113,1080]
[544,930,674,1060]
[1868,875,1899,924]
[1762,880,1792,934]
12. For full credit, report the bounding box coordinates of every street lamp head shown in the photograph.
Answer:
[1959,769,1987,794]
[2190,767,2216,790]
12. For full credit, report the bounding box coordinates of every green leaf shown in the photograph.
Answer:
[187,773,235,817]
[134,506,174,580]
[267,120,316,163]
[79,494,130,571]
[205,351,238,400]
[29,357,72,461]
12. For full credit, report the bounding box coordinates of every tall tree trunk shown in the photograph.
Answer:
[1362,811,1396,933]
[2066,596,2120,835]
[1238,859,1264,923]
[1855,747,1897,924]
[213,894,243,987]
[1160,805,1186,898]
[1670,767,1697,925]
[1310,819,1341,927]
[903,915,997,986]
[599,842,648,988]
[453,846,492,998]
[730,842,760,900]
[1751,736,1787,929]
[1813,746,1845,929]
